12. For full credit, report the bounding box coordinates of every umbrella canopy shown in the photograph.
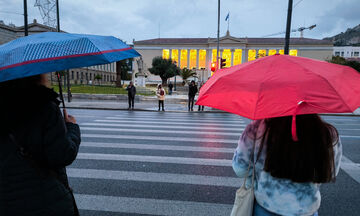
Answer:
[0,32,140,82]
[196,54,360,140]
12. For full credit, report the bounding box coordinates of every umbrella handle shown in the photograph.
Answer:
[57,72,66,109]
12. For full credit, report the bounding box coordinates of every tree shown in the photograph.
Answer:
[180,68,197,85]
[148,56,180,85]
[94,74,102,85]
[328,56,360,73]
[116,60,131,87]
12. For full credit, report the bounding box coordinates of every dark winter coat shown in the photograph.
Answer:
[126,85,136,98]
[0,85,81,216]
[188,84,198,97]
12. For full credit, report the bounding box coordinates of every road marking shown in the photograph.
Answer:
[81,142,234,153]
[80,127,242,136]
[75,194,233,216]
[77,153,232,166]
[68,168,241,187]
[341,156,360,184]
[95,119,245,127]
[340,135,360,139]
[81,133,239,144]
[81,122,245,131]
[106,117,245,123]
[114,113,241,119]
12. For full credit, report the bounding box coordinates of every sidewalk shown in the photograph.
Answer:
[64,94,360,115]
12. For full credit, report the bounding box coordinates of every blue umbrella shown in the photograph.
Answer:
[0,32,140,82]
[0,32,140,107]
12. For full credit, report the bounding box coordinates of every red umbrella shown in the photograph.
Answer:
[196,54,360,140]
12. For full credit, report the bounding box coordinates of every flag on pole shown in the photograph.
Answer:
[225,13,230,21]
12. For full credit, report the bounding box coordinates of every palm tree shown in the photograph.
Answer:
[180,68,196,85]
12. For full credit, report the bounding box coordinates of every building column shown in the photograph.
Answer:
[187,49,190,69]
[231,49,235,66]
[169,49,172,60]
[196,49,199,69]
[206,49,211,79]
[242,49,248,64]
[178,49,181,68]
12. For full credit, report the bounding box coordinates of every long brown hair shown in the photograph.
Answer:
[259,114,338,183]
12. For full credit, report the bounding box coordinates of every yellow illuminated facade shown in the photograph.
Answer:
[233,49,242,65]
[189,50,197,69]
[258,50,267,58]
[199,49,206,69]
[222,49,231,67]
[248,49,256,61]
[212,49,218,63]
[279,50,284,55]
[162,49,170,59]
[290,49,298,56]
[268,49,277,56]
[171,49,178,63]
[180,49,188,69]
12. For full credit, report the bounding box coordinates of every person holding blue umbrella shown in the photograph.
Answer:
[0,32,140,216]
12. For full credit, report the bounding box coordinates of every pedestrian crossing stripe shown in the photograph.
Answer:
[106,116,245,123]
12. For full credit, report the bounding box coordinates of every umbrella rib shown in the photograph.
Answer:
[287,57,353,113]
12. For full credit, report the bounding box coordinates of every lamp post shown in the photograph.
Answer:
[23,0,28,36]
[284,0,293,55]
[174,61,177,91]
[217,0,220,70]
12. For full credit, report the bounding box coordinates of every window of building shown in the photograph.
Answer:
[162,49,170,59]
[212,49,217,63]
[222,49,231,67]
[248,49,256,61]
[335,51,340,56]
[233,49,242,65]
[189,49,197,69]
[198,49,206,69]
[354,52,359,57]
[180,49,188,68]
[81,72,83,79]
[268,50,277,56]
[71,71,74,80]
[258,50,267,58]
[341,52,344,57]
[171,49,179,65]
[76,72,79,80]
[290,49,298,56]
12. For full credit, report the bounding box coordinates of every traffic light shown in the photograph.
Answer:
[211,62,216,72]
[220,58,226,68]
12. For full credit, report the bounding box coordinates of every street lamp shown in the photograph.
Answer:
[174,61,177,91]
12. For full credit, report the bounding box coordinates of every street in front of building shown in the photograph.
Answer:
[67,109,360,216]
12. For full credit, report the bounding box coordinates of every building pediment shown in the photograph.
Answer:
[208,32,247,44]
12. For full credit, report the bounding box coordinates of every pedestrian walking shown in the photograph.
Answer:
[0,74,81,216]
[126,81,136,110]
[168,82,173,95]
[156,84,166,111]
[197,81,205,111]
[232,115,342,216]
[188,80,198,111]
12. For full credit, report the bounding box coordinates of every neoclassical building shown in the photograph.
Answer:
[133,32,333,83]
[0,19,117,85]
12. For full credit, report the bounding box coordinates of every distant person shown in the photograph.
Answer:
[156,84,166,111]
[197,81,205,111]
[188,80,198,111]
[168,82,174,95]
[126,81,136,110]
[0,74,81,216]
[232,115,342,216]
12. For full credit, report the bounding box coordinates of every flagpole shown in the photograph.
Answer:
[227,13,230,32]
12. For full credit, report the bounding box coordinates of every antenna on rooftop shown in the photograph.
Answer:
[34,0,57,28]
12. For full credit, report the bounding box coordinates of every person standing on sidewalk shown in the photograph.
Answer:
[168,82,173,95]
[197,81,205,111]
[188,80,198,111]
[126,81,136,110]
[156,84,166,111]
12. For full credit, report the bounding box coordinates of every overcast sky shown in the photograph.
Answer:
[1,0,359,43]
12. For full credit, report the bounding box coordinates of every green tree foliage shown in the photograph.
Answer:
[180,68,197,84]
[328,56,360,73]
[94,74,102,85]
[148,56,180,85]
[116,60,131,87]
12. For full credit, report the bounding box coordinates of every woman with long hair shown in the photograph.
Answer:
[0,74,81,216]
[232,114,342,216]
[156,84,166,111]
